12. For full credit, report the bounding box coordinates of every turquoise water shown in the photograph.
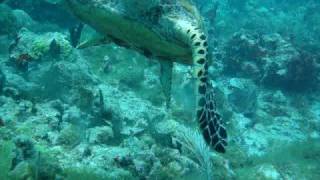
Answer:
[0,0,319,179]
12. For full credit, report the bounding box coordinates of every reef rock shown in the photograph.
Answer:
[87,126,114,145]
[224,31,320,91]
[12,9,36,30]
[0,4,18,35]
[98,84,166,140]
[226,78,258,115]
[255,164,281,180]
[9,29,73,62]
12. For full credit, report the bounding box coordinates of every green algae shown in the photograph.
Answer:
[233,139,320,179]
[0,141,15,180]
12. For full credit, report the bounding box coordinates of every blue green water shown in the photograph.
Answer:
[0,0,319,179]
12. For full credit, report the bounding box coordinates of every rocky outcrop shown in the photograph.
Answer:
[224,31,320,91]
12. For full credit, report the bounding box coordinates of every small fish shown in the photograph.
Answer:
[49,39,61,57]
[0,118,4,127]
[69,23,84,47]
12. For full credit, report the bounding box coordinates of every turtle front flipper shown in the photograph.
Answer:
[77,35,112,49]
[159,60,173,109]
[187,26,227,153]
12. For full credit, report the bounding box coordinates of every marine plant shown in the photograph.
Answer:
[30,33,73,59]
[175,126,214,180]
[0,141,15,180]
[263,139,320,179]
[57,124,82,147]
[235,139,320,179]
[63,167,108,180]
[32,149,62,180]
[8,153,59,180]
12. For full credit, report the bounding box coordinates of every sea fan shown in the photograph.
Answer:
[175,126,214,180]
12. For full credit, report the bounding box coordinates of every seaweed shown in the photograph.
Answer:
[234,139,320,179]
[0,141,15,180]
[263,139,320,178]
[175,126,214,180]
[64,167,108,180]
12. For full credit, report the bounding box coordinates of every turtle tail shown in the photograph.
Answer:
[186,27,227,153]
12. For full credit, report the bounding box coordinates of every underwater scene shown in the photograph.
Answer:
[0,0,319,179]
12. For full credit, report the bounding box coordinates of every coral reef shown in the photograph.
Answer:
[9,29,73,61]
[224,31,320,91]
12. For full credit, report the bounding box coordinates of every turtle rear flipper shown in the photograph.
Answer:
[186,25,227,153]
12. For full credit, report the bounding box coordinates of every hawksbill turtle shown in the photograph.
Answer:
[51,0,227,153]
